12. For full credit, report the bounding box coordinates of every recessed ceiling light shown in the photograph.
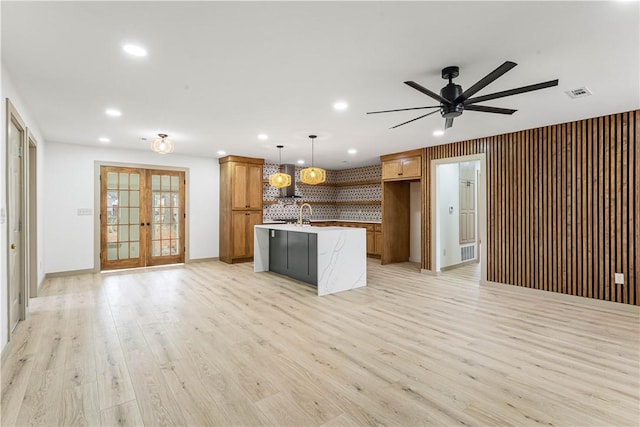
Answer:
[347,149,357,154]
[297,160,305,165]
[333,101,348,111]
[433,130,445,137]
[217,150,226,156]
[105,109,122,117]
[123,44,147,57]
[257,133,268,140]
[99,137,110,143]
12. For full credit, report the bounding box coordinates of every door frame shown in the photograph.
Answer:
[93,161,190,272]
[26,130,38,301]
[5,98,27,338]
[430,153,487,282]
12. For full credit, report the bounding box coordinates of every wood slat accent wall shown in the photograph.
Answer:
[423,110,639,305]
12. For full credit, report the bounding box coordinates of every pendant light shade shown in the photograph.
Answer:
[151,133,174,154]
[300,135,326,185]
[269,145,292,188]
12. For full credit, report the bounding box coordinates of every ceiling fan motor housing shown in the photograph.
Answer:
[440,83,464,117]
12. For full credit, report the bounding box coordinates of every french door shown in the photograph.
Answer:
[100,166,185,270]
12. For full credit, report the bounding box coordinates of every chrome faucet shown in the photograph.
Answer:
[298,203,313,226]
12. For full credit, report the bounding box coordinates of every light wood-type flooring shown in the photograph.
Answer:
[1,260,638,426]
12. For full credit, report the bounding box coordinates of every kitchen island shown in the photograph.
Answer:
[254,224,366,295]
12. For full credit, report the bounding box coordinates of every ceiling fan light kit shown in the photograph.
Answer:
[300,135,326,185]
[269,145,292,188]
[367,61,559,131]
[151,133,174,154]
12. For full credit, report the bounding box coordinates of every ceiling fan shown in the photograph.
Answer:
[367,61,558,130]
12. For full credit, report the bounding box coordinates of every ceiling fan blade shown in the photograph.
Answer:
[464,79,559,105]
[366,106,440,115]
[444,118,454,129]
[455,61,517,102]
[404,81,450,104]
[390,109,441,129]
[464,104,517,115]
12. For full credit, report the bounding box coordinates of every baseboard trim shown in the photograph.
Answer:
[440,258,478,272]
[481,279,640,312]
[44,268,97,279]
[44,260,221,278]
[186,257,219,263]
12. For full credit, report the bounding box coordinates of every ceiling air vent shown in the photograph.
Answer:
[566,87,592,99]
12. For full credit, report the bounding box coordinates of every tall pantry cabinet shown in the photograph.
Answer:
[219,155,264,263]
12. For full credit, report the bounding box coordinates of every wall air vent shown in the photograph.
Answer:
[566,87,592,99]
[461,245,475,261]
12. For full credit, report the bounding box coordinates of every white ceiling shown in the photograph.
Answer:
[2,1,639,169]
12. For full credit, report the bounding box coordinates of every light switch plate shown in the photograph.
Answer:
[614,273,624,285]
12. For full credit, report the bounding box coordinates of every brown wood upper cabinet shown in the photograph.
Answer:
[381,150,422,181]
[219,155,264,263]
[231,162,263,209]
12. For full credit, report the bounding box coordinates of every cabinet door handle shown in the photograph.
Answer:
[398,172,403,176]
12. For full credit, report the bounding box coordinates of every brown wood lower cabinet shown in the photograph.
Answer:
[312,221,381,257]
[231,211,262,259]
[374,224,382,257]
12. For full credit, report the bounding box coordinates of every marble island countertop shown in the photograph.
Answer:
[255,224,347,233]
[263,219,381,224]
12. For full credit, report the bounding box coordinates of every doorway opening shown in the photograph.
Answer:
[99,166,186,271]
[431,154,487,282]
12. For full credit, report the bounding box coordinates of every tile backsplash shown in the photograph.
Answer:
[263,164,382,222]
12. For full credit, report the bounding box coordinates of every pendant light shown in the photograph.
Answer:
[268,145,292,188]
[151,133,174,154]
[300,135,326,185]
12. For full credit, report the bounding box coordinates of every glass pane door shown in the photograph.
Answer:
[148,170,185,265]
[101,167,144,269]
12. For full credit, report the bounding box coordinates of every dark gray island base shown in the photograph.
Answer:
[269,229,317,286]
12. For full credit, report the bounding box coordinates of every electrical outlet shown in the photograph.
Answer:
[614,273,624,285]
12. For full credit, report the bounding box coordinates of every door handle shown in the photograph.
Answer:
[10,243,15,250]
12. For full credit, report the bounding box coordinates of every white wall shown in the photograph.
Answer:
[44,142,219,273]
[409,181,421,263]
[436,163,460,269]
[1,65,47,352]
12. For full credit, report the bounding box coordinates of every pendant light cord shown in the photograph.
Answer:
[309,135,317,167]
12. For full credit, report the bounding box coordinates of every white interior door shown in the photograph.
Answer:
[8,104,25,332]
